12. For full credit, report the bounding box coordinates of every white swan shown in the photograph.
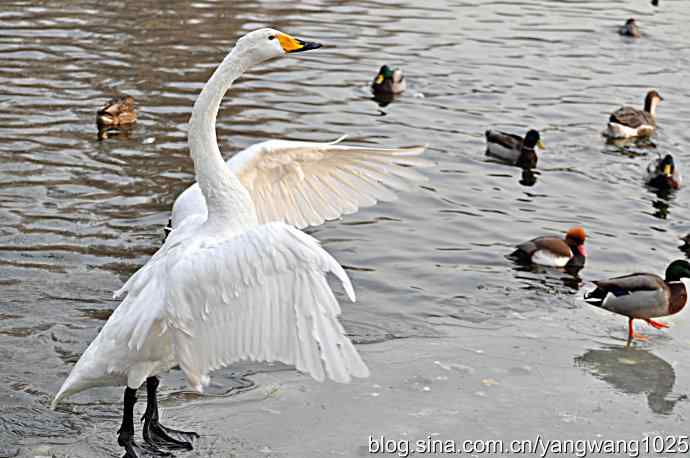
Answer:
[171,136,431,231]
[52,29,371,457]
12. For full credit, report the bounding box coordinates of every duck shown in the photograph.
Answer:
[96,95,137,128]
[619,18,641,38]
[646,154,681,190]
[485,129,544,169]
[680,235,690,254]
[52,29,371,458]
[584,260,690,341]
[605,90,663,139]
[372,65,406,95]
[511,226,587,268]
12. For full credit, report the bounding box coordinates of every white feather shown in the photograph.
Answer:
[605,122,653,139]
[52,221,367,407]
[531,249,571,267]
[171,138,431,229]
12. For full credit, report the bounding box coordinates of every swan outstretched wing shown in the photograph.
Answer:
[134,222,368,391]
[171,137,431,229]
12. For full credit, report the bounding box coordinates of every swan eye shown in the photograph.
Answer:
[268,35,276,40]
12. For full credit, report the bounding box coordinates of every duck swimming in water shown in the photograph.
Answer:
[511,226,587,268]
[372,65,406,95]
[485,129,544,169]
[619,18,641,38]
[605,90,663,139]
[646,154,681,190]
[585,260,690,341]
[97,95,137,128]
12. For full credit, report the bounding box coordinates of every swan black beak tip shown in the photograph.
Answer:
[291,40,322,53]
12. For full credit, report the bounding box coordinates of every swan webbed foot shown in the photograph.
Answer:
[141,376,198,451]
[142,418,198,450]
[118,429,172,458]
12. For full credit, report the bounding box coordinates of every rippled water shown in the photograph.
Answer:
[3,0,690,456]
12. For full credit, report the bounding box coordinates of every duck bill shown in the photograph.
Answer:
[577,245,587,257]
[537,140,545,149]
[663,164,673,177]
[277,33,322,53]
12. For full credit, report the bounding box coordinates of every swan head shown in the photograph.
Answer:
[234,28,322,62]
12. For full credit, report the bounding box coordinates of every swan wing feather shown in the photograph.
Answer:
[171,138,430,229]
[154,222,367,390]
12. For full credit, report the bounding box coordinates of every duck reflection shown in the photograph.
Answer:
[604,136,656,151]
[575,346,686,415]
[372,92,396,108]
[510,262,583,292]
[519,168,538,187]
[97,124,134,141]
[651,198,670,219]
[679,235,690,256]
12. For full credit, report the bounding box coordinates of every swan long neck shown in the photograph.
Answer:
[188,48,258,230]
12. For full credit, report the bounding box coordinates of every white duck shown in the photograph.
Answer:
[52,29,377,458]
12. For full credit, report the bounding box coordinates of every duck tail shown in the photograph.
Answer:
[584,286,606,307]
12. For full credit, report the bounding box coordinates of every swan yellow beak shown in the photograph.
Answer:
[277,33,322,53]
[537,139,545,149]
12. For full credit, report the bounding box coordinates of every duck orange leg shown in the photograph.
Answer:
[646,319,669,329]
[627,318,649,342]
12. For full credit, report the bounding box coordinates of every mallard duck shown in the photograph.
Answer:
[619,18,641,38]
[96,95,137,128]
[605,90,663,139]
[511,226,587,268]
[585,260,690,341]
[372,65,406,95]
[485,129,544,169]
[646,154,681,190]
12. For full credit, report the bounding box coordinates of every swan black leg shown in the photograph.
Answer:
[142,376,198,451]
[162,219,172,244]
[117,387,170,458]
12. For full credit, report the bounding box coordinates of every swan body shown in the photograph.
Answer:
[53,28,370,430]
[171,136,430,230]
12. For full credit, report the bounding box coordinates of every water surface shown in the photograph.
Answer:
[2,0,690,456]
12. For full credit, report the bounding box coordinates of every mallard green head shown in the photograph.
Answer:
[372,65,406,96]
[524,130,545,149]
[665,260,690,282]
[374,65,394,85]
